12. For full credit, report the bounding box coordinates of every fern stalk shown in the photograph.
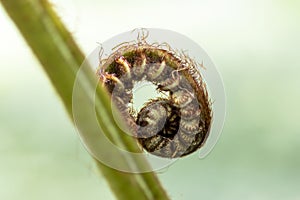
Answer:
[0,0,170,199]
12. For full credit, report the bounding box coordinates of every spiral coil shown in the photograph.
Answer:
[97,37,212,158]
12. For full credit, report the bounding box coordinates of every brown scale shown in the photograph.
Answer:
[132,53,147,79]
[180,100,202,120]
[113,84,132,102]
[97,44,212,158]
[160,79,180,91]
[176,130,197,146]
[140,135,168,153]
[158,71,180,91]
[146,61,167,82]
[182,131,206,156]
[180,118,201,133]
[171,90,194,108]
[137,100,180,138]
[136,100,168,138]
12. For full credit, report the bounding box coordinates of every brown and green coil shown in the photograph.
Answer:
[97,44,212,158]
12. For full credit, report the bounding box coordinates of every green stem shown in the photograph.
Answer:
[0,0,170,199]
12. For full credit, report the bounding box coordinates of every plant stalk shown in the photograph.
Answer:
[0,0,170,199]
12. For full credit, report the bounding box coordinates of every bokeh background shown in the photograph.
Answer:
[1,0,300,199]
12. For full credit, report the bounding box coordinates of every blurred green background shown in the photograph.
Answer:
[1,0,300,199]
